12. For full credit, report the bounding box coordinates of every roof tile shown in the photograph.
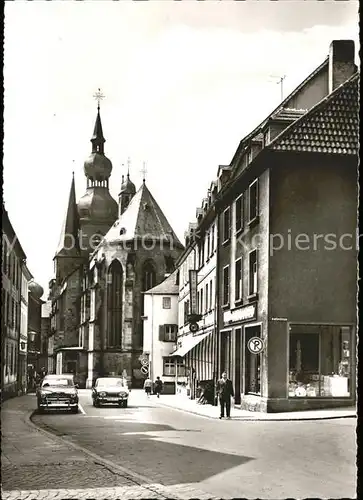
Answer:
[270,73,359,155]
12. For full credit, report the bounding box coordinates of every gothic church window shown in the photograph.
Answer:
[164,255,175,274]
[107,259,123,347]
[142,260,156,292]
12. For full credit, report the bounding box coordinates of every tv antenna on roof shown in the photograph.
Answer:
[269,75,286,101]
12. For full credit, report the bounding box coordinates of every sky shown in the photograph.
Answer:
[3,0,359,297]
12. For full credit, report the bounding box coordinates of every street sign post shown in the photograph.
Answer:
[247,337,265,354]
[141,365,149,375]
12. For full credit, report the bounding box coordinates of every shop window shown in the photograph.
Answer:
[163,357,185,376]
[235,195,244,233]
[288,325,352,398]
[223,207,231,243]
[235,258,243,302]
[162,297,171,309]
[223,266,230,306]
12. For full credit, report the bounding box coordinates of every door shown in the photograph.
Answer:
[245,326,261,395]
[234,328,242,404]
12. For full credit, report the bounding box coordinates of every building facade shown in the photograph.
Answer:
[171,186,219,401]
[2,207,26,399]
[216,40,358,412]
[27,281,45,383]
[48,104,184,388]
[19,264,33,394]
[143,270,180,394]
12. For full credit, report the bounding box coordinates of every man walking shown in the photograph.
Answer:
[216,372,234,419]
[154,376,163,398]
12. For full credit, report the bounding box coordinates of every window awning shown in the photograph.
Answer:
[170,330,212,357]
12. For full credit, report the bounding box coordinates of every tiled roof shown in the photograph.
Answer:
[103,182,183,248]
[270,73,359,155]
[145,270,179,295]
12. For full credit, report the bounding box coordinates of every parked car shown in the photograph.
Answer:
[92,377,129,408]
[37,375,79,413]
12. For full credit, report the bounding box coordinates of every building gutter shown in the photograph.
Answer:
[213,209,221,406]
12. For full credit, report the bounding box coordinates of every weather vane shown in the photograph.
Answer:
[93,88,105,110]
[140,161,148,183]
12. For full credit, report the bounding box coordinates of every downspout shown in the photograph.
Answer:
[150,293,154,383]
[214,208,221,406]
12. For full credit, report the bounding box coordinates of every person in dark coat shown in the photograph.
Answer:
[216,372,234,419]
[154,377,163,398]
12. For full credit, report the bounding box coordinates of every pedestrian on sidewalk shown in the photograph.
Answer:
[216,372,234,419]
[144,377,152,397]
[154,376,163,398]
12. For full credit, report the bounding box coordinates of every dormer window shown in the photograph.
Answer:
[119,227,126,235]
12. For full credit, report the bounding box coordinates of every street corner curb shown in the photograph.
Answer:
[151,401,356,422]
[153,401,218,420]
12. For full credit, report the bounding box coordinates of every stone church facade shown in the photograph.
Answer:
[49,104,183,388]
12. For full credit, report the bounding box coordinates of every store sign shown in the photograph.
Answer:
[189,270,198,315]
[223,303,257,325]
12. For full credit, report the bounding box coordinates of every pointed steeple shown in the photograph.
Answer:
[56,173,80,256]
[118,159,136,216]
[91,108,105,154]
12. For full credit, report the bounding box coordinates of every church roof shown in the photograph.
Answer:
[145,270,179,295]
[55,174,80,257]
[103,182,183,248]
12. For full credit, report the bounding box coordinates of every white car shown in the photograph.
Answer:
[92,377,129,408]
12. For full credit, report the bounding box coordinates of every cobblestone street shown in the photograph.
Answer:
[1,391,357,499]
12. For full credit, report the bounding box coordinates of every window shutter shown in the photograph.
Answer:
[159,325,165,341]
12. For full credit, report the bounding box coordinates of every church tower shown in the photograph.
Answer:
[118,160,136,216]
[54,173,83,285]
[77,97,118,255]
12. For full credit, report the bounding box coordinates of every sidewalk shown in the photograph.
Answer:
[153,394,357,421]
[0,395,215,500]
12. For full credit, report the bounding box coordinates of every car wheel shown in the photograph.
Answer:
[71,406,78,414]
[93,400,100,408]
[122,400,128,408]
[38,406,44,414]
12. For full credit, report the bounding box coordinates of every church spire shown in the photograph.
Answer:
[91,89,105,154]
[55,172,80,257]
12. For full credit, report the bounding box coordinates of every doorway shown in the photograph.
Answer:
[245,325,261,395]
[234,328,242,404]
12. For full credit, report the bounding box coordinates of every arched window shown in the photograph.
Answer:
[107,259,123,347]
[142,260,156,292]
[164,255,175,274]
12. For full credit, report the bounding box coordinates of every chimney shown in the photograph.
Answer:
[328,40,356,94]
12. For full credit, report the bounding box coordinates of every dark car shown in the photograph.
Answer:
[37,375,79,413]
[92,377,129,408]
